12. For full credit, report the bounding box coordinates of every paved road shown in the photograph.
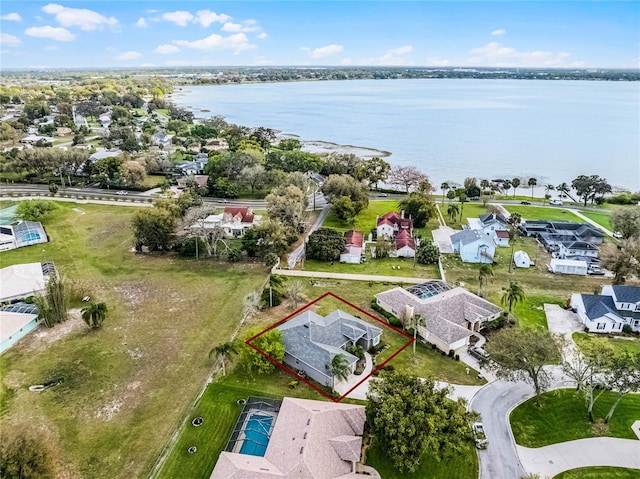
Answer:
[471,379,531,479]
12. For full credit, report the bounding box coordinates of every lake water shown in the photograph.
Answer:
[172,79,640,191]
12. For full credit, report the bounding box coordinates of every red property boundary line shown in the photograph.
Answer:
[246,291,414,402]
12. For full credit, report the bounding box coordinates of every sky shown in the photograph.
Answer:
[1,1,639,70]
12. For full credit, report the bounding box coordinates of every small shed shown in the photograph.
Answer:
[513,250,531,268]
[548,258,587,276]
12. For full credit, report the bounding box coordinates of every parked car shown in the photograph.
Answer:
[520,200,531,205]
[472,422,488,449]
[549,199,563,205]
[468,346,490,361]
[116,190,128,196]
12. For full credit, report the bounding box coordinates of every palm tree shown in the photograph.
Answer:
[331,354,351,390]
[501,281,525,314]
[447,203,459,223]
[528,177,537,200]
[511,178,521,197]
[478,265,494,296]
[209,341,237,376]
[544,184,555,205]
[408,313,424,355]
[502,179,512,197]
[440,182,449,204]
[81,302,108,329]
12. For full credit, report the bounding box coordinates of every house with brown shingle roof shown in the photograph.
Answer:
[210,397,367,479]
[374,281,501,352]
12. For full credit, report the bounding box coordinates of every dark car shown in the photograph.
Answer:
[520,200,531,205]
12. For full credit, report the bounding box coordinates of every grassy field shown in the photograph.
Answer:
[366,440,478,479]
[580,211,614,231]
[502,205,582,221]
[0,202,267,478]
[510,389,640,447]
[573,332,640,356]
[554,467,640,479]
[302,256,440,279]
[440,202,489,228]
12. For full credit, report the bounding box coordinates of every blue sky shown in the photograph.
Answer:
[1,1,638,69]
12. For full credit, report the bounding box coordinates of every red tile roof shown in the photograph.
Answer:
[395,229,415,249]
[344,230,364,247]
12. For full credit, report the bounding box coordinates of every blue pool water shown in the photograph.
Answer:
[239,414,273,456]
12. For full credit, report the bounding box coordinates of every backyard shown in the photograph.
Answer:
[572,332,640,356]
[0,202,267,479]
[510,389,640,447]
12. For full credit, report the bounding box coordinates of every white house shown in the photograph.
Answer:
[339,230,363,264]
[467,212,510,247]
[513,250,531,268]
[191,207,261,238]
[450,229,495,263]
[548,258,588,275]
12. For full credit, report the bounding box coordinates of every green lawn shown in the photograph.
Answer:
[510,389,640,447]
[0,202,267,479]
[440,202,489,228]
[573,332,640,356]
[323,199,401,233]
[554,467,640,479]
[580,211,613,231]
[502,205,582,221]
[302,256,440,279]
[366,440,478,479]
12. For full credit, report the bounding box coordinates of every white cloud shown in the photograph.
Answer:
[174,32,255,53]
[136,17,147,28]
[42,3,117,31]
[0,33,21,45]
[306,44,344,59]
[359,45,413,66]
[1,13,22,22]
[467,42,585,67]
[115,51,142,60]
[162,11,193,27]
[258,32,268,40]
[491,29,506,36]
[45,45,59,51]
[221,21,260,33]
[25,25,75,42]
[155,44,180,54]
[195,10,231,27]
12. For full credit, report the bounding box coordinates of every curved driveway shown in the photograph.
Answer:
[471,379,531,479]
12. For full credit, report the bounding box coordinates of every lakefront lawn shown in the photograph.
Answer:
[510,389,640,447]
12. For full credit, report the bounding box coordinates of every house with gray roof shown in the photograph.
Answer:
[211,397,367,479]
[375,282,502,352]
[450,229,496,263]
[571,285,640,333]
[277,310,382,388]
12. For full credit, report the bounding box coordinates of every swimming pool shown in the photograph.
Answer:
[239,414,273,456]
